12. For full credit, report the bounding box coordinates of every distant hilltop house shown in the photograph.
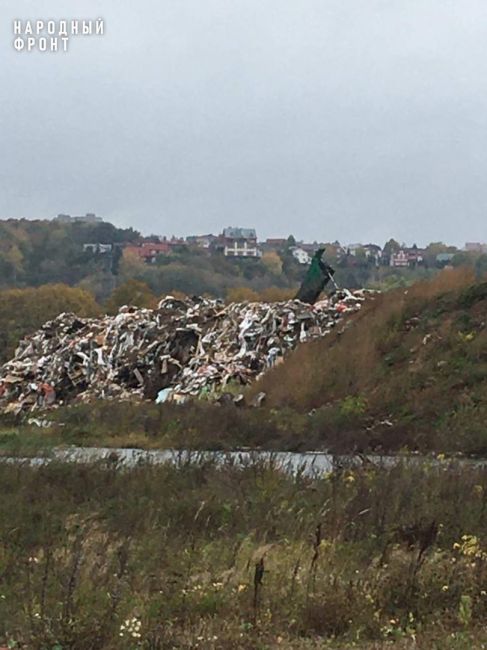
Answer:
[436,253,455,266]
[298,242,319,254]
[347,243,364,256]
[363,243,382,263]
[465,242,487,253]
[124,241,170,263]
[221,227,261,258]
[83,243,113,254]
[291,247,311,265]
[346,243,382,264]
[186,234,218,249]
[390,250,409,267]
[390,247,423,268]
[123,237,186,264]
[261,238,288,252]
[54,212,103,224]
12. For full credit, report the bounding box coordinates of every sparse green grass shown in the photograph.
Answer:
[2,459,487,648]
[0,402,313,455]
[0,428,61,456]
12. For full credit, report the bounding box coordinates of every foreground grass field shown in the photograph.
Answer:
[2,458,487,648]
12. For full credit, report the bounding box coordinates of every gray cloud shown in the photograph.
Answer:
[1,0,487,245]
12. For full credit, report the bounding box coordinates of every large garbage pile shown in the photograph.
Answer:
[0,291,373,414]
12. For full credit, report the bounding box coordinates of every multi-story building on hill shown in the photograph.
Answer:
[221,227,260,257]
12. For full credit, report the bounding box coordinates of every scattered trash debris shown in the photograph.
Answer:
[251,391,267,408]
[27,417,53,428]
[0,291,375,414]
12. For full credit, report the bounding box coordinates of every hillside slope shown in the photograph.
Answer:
[250,268,487,454]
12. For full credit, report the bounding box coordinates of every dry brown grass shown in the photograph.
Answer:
[250,268,478,412]
[2,459,487,648]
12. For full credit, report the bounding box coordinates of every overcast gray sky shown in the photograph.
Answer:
[1,0,487,246]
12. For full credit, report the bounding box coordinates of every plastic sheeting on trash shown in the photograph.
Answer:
[0,290,375,414]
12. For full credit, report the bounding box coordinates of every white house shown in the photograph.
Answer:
[291,247,311,265]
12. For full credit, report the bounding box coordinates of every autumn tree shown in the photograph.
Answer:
[422,242,458,268]
[0,284,100,361]
[382,238,401,259]
[261,251,283,276]
[106,279,157,313]
[118,250,148,280]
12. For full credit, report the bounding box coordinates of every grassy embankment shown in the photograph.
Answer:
[2,268,487,456]
[253,267,487,455]
[2,458,487,648]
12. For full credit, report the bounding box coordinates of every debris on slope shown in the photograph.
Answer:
[0,291,374,414]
